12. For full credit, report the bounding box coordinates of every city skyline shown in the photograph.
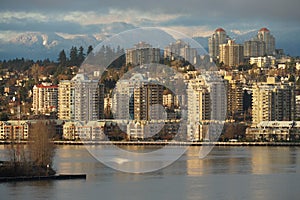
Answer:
[1,0,300,59]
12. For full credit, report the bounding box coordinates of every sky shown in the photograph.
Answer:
[1,0,300,57]
[1,0,300,35]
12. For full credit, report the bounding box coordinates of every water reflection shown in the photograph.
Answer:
[1,145,300,200]
[250,147,299,174]
[186,146,253,175]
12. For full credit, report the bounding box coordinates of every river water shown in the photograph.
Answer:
[0,145,300,200]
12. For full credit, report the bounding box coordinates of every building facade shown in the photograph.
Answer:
[187,77,210,141]
[244,40,266,58]
[72,74,104,121]
[219,40,244,67]
[126,42,161,66]
[58,80,74,120]
[224,76,243,118]
[208,28,229,61]
[246,121,300,141]
[133,82,164,121]
[113,74,146,120]
[0,120,29,140]
[32,83,58,115]
[164,40,197,64]
[249,56,276,68]
[252,77,295,125]
[256,28,275,56]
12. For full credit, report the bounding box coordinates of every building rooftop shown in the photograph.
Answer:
[259,27,270,32]
[215,28,225,32]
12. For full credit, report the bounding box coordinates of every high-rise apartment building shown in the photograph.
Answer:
[252,77,295,125]
[32,83,58,115]
[113,73,164,121]
[72,74,104,121]
[133,83,164,121]
[113,74,146,120]
[187,77,210,141]
[58,80,74,120]
[244,40,266,58]
[186,73,226,141]
[203,72,227,121]
[224,76,243,118]
[57,74,104,121]
[164,40,197,64]
[208,28,229,60]
[219,40,244,67]
[125,42,161,66]
[256,28,275,56]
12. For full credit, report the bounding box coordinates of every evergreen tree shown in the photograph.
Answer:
[69,46,78,66]
[87,45,93,55]
[78,46,85,65]
[58,50,67,67]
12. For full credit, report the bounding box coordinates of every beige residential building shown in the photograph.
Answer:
[0,120,30,140]
[252,77,295,125]
[63,121,106,141]
[246,121,300,141]
[249,56,276,68]
[58,80,74,120]
[219,40,244,67]
[32,83,58,115]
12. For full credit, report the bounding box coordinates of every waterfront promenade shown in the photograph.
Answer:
[1,140,300,146]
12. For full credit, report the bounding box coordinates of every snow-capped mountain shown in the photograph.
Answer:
[0,22,138,60]
[0,25,299,60]
[0,32,101,60]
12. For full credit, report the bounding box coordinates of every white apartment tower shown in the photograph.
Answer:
[72,74,104,121]
[186,73,226,141]
[164,40,197,64]
[187,77,210,141]
[208,28,229,60]
[256,28,275,56]
[113,74,146,120]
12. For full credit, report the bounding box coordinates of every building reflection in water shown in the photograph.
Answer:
[250,147,298,174]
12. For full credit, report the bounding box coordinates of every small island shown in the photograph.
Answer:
[0,120,86,182]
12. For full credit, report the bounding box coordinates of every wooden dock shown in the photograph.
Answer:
[0,174,86,183]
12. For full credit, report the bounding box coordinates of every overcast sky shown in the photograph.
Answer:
[1,0,300,38]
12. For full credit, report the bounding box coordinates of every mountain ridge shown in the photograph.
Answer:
[0,28,299,60]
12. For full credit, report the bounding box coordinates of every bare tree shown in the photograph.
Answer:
[28,120,56,169]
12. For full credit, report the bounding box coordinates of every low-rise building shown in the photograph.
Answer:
[62,121,106,141]
[246,121,300,141]
[0,120,30,140]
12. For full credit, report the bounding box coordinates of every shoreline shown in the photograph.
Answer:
[1,140,300,146]
[0,174,87,183]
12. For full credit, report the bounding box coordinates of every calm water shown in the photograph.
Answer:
[1,145,300,200]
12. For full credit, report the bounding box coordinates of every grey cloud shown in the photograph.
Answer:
[0,20,101,34]
[1,0,300,23]
[1,0,300,36]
